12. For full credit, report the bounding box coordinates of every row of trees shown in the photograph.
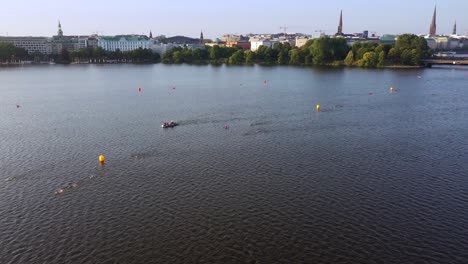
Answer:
[344,34,430,67]
[162,34,431,67]
[68,47,160,63]
[0,43,30,62]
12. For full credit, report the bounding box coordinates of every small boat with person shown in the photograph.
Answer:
[162,120,178,128]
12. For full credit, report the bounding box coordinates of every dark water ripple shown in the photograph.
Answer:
[1,65,468,263]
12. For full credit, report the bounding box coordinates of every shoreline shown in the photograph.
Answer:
[0,62,436,69]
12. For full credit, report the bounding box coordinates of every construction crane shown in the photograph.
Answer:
[279,25,288,38]
[314,30,327,37]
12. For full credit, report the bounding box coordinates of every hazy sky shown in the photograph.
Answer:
[1,0,467,38]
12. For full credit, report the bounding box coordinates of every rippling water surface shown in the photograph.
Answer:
[1,64,468,263]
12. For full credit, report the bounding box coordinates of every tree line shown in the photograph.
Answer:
[1,34,430,67]
[0,43,29,62]
[68,47,160,63]
[162,34,430,67]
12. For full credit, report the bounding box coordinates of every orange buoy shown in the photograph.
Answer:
[316,104,321,111]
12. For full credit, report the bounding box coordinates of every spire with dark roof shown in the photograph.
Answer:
[337,10,343,35]
[429,6,436,36]
[452,20,457,35]
[200,30,204,44]
[149,30,153,39]
[58,20,63,37]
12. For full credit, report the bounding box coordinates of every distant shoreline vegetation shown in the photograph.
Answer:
[1,34,430,68]
[161,34,431,68]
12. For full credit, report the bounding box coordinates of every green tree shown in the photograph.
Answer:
[378,51,385,67]
[356,47,368,60]
[58,48,70,64]
[289,49,301,65]
[387,48,397,62]
[344,51,354,66]
[400,49,413,65]
[311,38,327,64]
[277,50,288,65]
[329,38,349,60]
[411,48,422,65]
[192,48,208,62]
[395,34,430,65]
[304,54,313,65]
[0,42,30,62]
[209,45,220,60]
[245,50,255,64]
[358,52,378,67]
[173,50,183,63]
[227,50,245,65]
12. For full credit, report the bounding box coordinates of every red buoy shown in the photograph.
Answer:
[16,104,20,108]
[264,80,267,85]
[138,88,142,92]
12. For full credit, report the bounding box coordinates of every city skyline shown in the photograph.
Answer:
[1,0,467,38]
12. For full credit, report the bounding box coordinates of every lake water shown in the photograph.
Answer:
[1,64,467,263]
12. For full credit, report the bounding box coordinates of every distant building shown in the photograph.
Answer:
[379,35,397,45]
[49,21,81,54]
[0,36,52,54]
[425,36,461,50]
[205,38,226,47]
[150,40,180,54]
[98,36,150,51]
[295,36,311,48]
[87,37,99,48]
[249,38,278,51]
[221,35,241,42]
[225,40,251,50]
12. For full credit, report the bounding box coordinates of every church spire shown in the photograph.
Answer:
[200,30,204,44]
[57,20,63,37]
[452,20,457,35]
[149,30,153,39]
[429,6,436,36]
[336,10,343,36]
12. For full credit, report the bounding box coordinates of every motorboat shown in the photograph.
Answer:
[162,121,178,128]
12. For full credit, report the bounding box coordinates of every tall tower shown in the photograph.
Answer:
[57,20,63,37]
[149,30,153,39]
[200,30,204,44]
[336,10,343,36]
[452,20,457,35]
[429,6,436,36]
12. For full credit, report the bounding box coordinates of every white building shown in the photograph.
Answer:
[0,37,52,54]
[98,36,150,51]
[295,36,311,48]
[150,41,181,54]
[249,38,278,51]
[425,36,461,50]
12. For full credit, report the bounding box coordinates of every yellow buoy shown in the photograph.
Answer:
[316,104,321,111]
[99,155,105,164]
[390,87,395,92]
